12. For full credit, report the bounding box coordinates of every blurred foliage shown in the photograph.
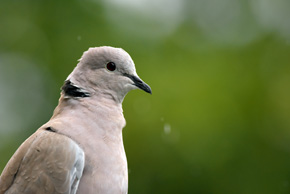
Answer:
[1,0,290,193]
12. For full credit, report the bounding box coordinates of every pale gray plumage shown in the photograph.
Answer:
[0,46,151,194]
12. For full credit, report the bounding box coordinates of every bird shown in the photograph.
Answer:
[0,46,152,194]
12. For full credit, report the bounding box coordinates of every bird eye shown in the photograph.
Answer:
[106,62,116,71]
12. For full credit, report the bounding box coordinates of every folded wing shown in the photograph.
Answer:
[0,129,85,194]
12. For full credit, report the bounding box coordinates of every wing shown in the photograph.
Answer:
[0,128,85,194]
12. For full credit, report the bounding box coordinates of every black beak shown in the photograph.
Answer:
[124,73,152,94]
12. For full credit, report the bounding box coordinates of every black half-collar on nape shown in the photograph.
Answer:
[61,80,90,98]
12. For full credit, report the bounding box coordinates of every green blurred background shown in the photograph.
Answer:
[1,0,290,193]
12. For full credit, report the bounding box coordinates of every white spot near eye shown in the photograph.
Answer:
[164,123,171,134]
[161,121,180,144]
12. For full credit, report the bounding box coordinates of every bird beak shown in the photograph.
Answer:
[133,76,152,94]
[123,73,152,94]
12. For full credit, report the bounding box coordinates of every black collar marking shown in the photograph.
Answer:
[45,127,56,132]
[61,80,90,98]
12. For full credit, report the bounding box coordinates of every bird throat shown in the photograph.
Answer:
[61,80,90,98]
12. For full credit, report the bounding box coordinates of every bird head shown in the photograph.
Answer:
[64,46,151,103]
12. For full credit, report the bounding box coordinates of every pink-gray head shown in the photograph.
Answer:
[63,46,151,103]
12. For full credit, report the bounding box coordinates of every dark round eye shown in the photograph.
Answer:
[106,62,116,71]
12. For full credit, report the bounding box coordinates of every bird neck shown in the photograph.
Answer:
[45,94,126,148]
[51,94,124,121]
[61,79,126,104]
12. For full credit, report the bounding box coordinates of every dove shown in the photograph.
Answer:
[0,46,152,194]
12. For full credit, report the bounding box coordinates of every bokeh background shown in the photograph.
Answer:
[1,0,290,193]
